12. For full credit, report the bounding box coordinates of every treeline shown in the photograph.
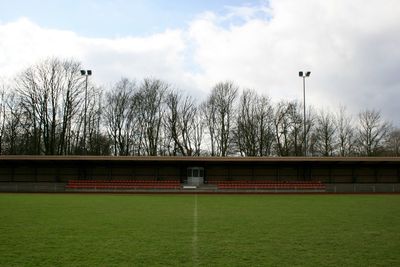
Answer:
[0,58,399,156]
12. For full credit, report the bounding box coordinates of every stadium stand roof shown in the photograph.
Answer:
[0,155,399,163]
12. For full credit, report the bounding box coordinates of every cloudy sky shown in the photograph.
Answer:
[1,0,400,125]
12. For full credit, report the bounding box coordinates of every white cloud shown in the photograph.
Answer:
[0,17,189,91]
[188,0,400,124]
[0,18,80,77]
[1,0,400,125]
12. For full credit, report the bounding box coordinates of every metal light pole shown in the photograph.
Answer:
[80,69,92,154]
[299,71,311,156]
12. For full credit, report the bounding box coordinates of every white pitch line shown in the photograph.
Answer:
[192,194,199,266]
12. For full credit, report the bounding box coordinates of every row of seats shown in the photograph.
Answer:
[66,180,180,189]
[209,180,323,184]
[218,184,326,190]
[66,179,325,190]
[67,185,180,189]
[208,180,325,190]
[68,180,179,183]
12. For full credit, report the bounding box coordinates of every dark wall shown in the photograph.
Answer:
[0,160,399,183]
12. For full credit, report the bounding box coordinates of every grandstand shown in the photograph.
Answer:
[0,156,399,193]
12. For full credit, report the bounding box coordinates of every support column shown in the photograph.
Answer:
[276,165,280,181]
[34,164,38,182]
[11,164,15,182]
[108,163,112,180]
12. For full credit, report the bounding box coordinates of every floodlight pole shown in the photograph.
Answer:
[81,70,92,154]
[299,71,311,156]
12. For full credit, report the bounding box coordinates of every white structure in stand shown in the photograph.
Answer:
[187,167,204,186]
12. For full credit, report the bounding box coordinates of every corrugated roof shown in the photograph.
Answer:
[0,155,399,163]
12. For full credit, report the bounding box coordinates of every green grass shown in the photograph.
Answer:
[0,194,400,266]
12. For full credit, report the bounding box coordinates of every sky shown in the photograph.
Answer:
[1,0,400,125]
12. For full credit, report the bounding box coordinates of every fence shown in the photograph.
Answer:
[326,183,400,193]
[0,183,66,192]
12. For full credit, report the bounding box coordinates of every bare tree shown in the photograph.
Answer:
[235,90,274,156]
[313,110,337,156]
[104,78,136,155]
[135,78,168,156]
[58,63,86,154]
[165,91,203,156]
[86,87,109,155]
[164,91,183,155]
[4,57,400,158]
[191,109,204,156]
[203,81,238,156]
[273,101,306,156]
[3,92,24,154]
[15,58,85,155]
[335,107,355,156]
[16,67,42,154]
[273,101,291,156]
[201,99,217,156]
[356,109,390,156]
[385,128,400,156]
[0,89,5,154]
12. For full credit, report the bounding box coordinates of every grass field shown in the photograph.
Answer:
[0,194,400,266]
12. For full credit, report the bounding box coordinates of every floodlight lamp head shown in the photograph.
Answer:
[306,71,311,77]
[87,70,92,75]
[80,70,86,75]
[299,71,303,77]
